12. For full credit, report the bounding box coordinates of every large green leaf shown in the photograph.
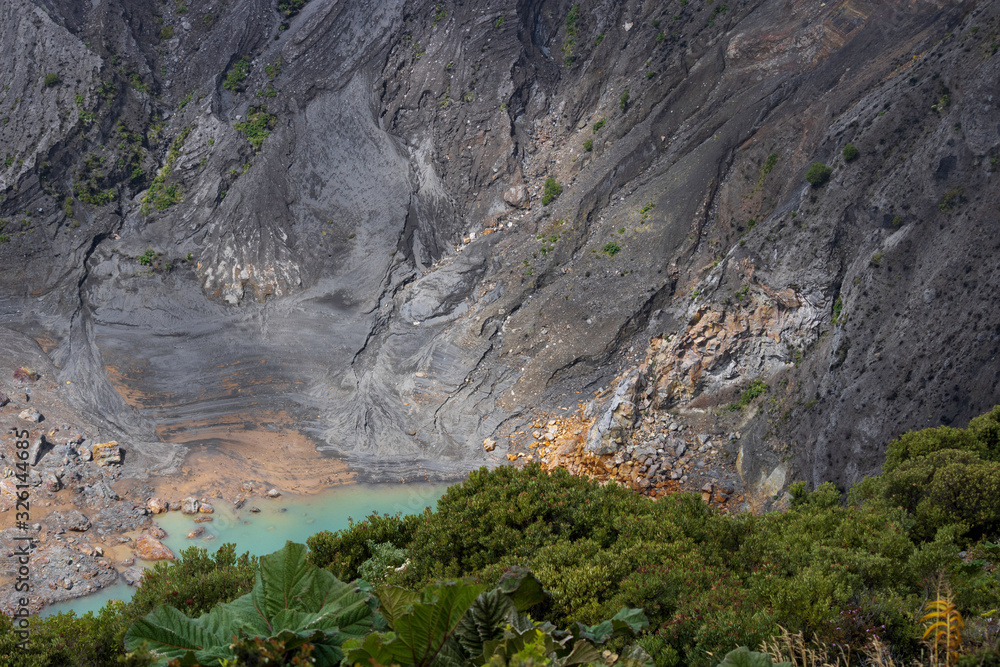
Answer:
[378,585,419,627]
[125,542,374,666]
[573,607,648,644]
[717,646,793,667]
[345,581,486,667]
[494,567,547,612]
[454,589,516,657]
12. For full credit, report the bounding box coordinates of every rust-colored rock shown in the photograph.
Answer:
[135,535,175,561]
[92,441,122,466]
[147,497,169,514]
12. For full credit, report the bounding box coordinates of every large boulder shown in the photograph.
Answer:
[181,497,200,514]
[146,497,169,514]
[135,535,175,561]
[91,441,122,466]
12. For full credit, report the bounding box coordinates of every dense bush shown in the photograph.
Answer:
[308,511,422,581]
[842,143,860,161]
[542,177,562,205]
[805,162,832,186]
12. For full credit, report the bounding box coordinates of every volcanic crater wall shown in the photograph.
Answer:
[0,0,997,488]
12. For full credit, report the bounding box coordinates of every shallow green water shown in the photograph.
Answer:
[41,482,450,617]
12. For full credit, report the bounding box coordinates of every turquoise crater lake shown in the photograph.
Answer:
[41,481,450,617]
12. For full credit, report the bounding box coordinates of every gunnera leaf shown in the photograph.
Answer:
[124,542,374,665]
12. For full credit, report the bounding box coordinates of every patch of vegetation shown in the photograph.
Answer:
[805,161,832,186]
[495,15,504,29]
[116,122,147,182]
[432,3,446,25]
[177,91,193,110]
[842,143,860,161]
[832,296,843,323]
[620,88,630,111]
[595,32,604,44]
[159,25,174,40]
[931,91,951,113]
[63,196,74,218]
[235,106,278,150]
[277,0,309,17]
[735,283,750,302]
[222,57,251,92]
[141,126,191,214]
[593,117,606,132]
[264,56,282,79]
[127,72,149,94]
[602,240,621,256]
[562,3,579,66]
[728,379,768,410]
[136,249,157,266]
[939,187,965,212]
[759,152,779,185]
[870,252,883,267]
[43,73,60,87]
[541,177,562,205]
[73,154,116,206]
[583,138,593,151]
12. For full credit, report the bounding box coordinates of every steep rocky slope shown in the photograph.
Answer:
[0,0,997,492]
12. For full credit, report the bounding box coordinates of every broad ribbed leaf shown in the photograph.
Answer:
[483,627,563,665]
[342,631,402,666]
[125,542,374,665]
[574,607,648,644]
[454,589,516,657]
[371,581,486,666]
[378,585,418,627]
[394,582,485,664]
[124,605,228,661]
[495,567,546,611]
[717,646,793,667]
[561,639,604,666]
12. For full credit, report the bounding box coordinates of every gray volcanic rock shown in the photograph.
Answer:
[0,0,996,494]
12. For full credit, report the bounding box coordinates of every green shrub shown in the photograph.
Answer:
[728,379,768,410]
[44,73,60,87]
[593,117,606,132]
[137,249,156,266]
[235,106,277,150]
[939,187,965,211]
[842,143,860,161]
[541,177,562,205]
[620,89,630,111]
[602,241,621,256]
[805,162,832,186]
[277,0,309,17]
[222,57,250,92]
[127,543,257,619]
[159,25,174,40]
[583,138,593,151]
[308,511,422,580]
[141,126,192,214]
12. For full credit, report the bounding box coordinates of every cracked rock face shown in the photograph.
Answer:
[0,0,997,491]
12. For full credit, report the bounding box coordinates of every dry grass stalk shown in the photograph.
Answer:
[762,626,851,667]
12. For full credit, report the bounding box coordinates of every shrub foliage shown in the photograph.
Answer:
[7,409,1000,666]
